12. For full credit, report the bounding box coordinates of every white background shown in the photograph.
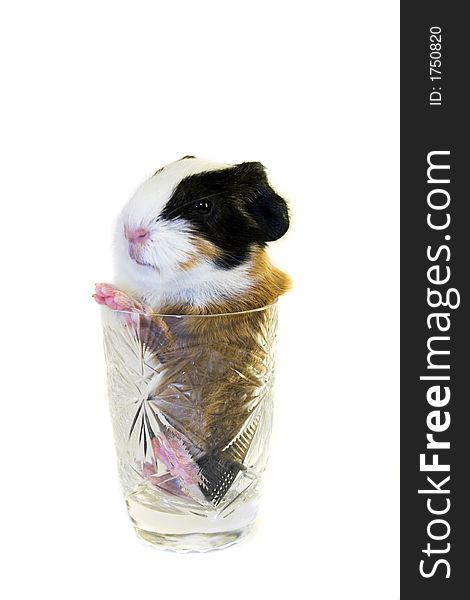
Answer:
[0,2,399,598]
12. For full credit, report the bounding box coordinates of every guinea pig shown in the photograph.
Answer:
[94,156,291,505]
[94,156,290,315]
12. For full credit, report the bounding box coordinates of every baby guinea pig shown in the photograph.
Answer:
[95,156,291,314]
[95,157,291,504]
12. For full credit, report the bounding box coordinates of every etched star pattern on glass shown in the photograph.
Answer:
[101,303,277,552]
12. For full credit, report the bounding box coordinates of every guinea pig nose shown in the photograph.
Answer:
[125,227,149,244]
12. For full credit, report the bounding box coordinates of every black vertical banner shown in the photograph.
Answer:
[401,3,469,598]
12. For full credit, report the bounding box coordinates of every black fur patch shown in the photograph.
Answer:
[160,162,289,268]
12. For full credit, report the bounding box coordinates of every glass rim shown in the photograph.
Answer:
[102,300,278,319]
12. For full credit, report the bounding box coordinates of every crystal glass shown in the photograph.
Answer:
[100,302,278,552]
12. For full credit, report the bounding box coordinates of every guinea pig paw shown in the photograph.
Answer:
[93,283,144,313]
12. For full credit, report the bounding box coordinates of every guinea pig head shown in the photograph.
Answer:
[114,157,289,306]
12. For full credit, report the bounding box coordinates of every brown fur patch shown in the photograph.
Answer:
[178,256,200,271]
[160,247,291,316]
[200,247,291,314]
[191,237,220,261]
[177,237,220,272]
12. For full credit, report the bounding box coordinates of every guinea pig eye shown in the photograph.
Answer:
[194,200,212,214]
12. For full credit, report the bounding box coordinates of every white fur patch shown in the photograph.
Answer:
[136,261,253,310]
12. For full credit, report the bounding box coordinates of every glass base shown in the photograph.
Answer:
[134,525,253,552]
[126,487,258,552]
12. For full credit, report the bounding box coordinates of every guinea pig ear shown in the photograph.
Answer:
[234,162,289,242]
[249,187,290,242]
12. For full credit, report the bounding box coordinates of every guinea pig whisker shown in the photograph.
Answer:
[193,191,227,202]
